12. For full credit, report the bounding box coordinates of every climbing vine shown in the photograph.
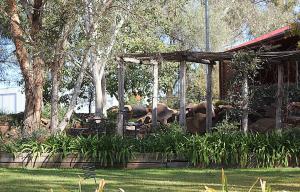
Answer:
[227,51,263,119]
[231,51,262,82]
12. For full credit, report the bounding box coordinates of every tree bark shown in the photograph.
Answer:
[117,59,125,136]
[22,57,44,135]
[50,19,73,133]
[179,61,186,131]
[92,49,106,118]
[241,73,249,133]
[276,63,284,131]
[152,61,159,128]
[296,61,299,88]
[92,16,125,118]
[50,65,60,132]
[94,72,105,117]
[7,0,44,135]
[57,47,90,132]
[206,65,213,133]
[88,86,94,114]
[93,63,107,118]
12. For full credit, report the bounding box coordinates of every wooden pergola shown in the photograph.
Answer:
[116,50,300,136]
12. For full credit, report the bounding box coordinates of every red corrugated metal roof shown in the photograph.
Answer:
[228,25,291,51]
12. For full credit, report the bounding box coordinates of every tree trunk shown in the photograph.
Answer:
[117,59,125,136]
[57,48,90,132]
[205,65,213,133]
[23,85,41,135]
[101,72,107,117]
[50,65,60,132]
[88,86,94,114]
[91,16,125,118]
[23,57,44,135]
[92,57,106,118]
[152,61,159,128]
[7,0,44,136]
[276,63,284,131]
[94,77,104,117]
[49,24,71,133]
[179,61,186,131]
[241,73,249,133]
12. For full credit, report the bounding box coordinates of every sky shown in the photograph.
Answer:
[0,37,21,88]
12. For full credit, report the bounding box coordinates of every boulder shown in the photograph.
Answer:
[249,118,276,133]
[186,113,206,134]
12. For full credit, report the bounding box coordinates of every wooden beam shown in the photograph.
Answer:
[152,61,159,128]
[276,63,284,131]
[206,65,213,133]
[241,73,249,133]
[179,61,186,130]
[120,50,300,64]
[117,59,125,136]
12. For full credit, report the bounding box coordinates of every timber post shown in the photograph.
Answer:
[296,61,299,88]
[152,60,159,128]
[117,58,125,136]
[206,64,213,133]
[276,63,284,131]
[241,73,249,133]
[179,61,187,130]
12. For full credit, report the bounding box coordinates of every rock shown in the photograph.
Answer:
[0,122,10,135]
[186,113,206,134]
[249,118,276,133]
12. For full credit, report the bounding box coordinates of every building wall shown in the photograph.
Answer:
[219,31,300,99]
[0,87,25,114]
[220,60,300,99]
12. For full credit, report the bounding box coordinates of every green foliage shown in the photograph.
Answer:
[250,84,300,113]
[132,124,186,156]
[68,135,133,166]
[226,51,262,119]
[214,120,240,133]
[183,131,300,168]
[231,51,261,80]
[2,127,300,168]
[42,103,67,121]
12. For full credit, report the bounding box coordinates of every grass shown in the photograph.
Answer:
[0,168,299,192]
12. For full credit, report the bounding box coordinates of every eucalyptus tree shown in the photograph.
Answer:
[47,0,80,132]
[3,0,52,135]
[1,0,85,134]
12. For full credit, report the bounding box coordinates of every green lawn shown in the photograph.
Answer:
[0,168,299,192]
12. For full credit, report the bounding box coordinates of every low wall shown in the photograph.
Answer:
[0,152,190,169]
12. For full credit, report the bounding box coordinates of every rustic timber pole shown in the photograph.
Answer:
[296,61,299,88]
[206,64,213,133]
[117,59,125,136]
[287,62,290,87]
[204,0,213,132]
[276,63,284,131]
[152,60,159,128]
[179,61,187,130]
[241,73,249,133]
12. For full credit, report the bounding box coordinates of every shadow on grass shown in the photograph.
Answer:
[0,168,299,191]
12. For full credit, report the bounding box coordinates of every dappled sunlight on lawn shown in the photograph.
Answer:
[0,168,299,191]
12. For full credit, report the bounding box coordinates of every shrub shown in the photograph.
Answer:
[42,103,67,121]
[1,129,300,168]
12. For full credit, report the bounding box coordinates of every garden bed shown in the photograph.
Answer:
[1,130,300,168]
[0,152,189,168]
